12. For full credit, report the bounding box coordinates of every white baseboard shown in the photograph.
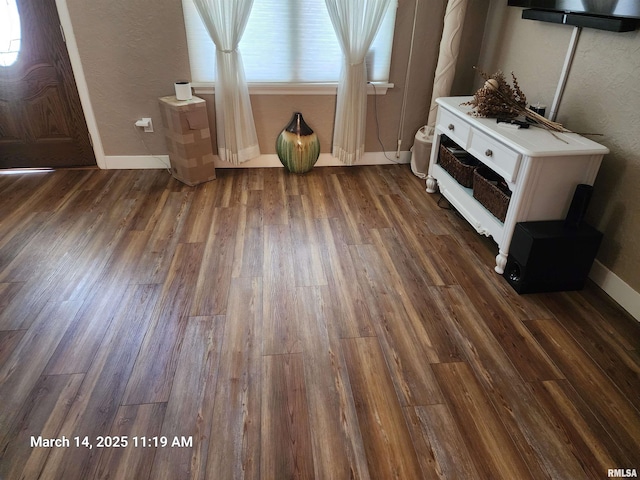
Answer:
[589,260,640,321]
[103,155,171,170]
[214,152,411,168]
[102,151,411,170]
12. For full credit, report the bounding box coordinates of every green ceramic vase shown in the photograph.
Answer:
[276,112,320,174]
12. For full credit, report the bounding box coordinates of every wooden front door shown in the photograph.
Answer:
[0,0,95,168]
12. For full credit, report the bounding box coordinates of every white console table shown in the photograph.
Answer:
[426,96,609,274]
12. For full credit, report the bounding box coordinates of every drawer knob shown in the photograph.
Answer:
[447,124,455,131]
[485,149,493,157]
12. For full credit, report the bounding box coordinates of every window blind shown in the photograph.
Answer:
[182,0,397,84]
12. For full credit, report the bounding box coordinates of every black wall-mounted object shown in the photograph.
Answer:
[504,220,602,294]
[508,0,640,31]
[521,8,638,31]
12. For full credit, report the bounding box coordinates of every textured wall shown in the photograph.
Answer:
[64,0,456,160]
[477,1,640,293]
[65,0,192,156]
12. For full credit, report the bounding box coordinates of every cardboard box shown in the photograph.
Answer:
[159,95,216,186]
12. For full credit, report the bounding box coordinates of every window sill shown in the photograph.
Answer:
[192,82,393,96]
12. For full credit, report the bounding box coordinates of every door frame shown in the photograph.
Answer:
[54,0,106,169]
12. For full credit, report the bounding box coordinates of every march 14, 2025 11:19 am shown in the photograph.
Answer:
[30,435,193,449]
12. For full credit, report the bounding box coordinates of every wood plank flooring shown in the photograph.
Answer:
[0,165,639,479]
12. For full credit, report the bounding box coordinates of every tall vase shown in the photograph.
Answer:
[276,112,320,174]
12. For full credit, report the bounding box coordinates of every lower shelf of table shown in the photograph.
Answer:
[431,163,507,247]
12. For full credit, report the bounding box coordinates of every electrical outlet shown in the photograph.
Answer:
[135,117,154,133]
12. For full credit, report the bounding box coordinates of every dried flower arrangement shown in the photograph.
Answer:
[463,68,568,134]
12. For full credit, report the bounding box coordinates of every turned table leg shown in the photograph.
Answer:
[426,176,437,194]
[495,251,508,274]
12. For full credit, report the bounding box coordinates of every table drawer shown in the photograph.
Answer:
[437,108,471,148]
[468,129,521,183]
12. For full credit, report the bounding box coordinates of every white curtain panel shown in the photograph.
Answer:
[192,0,260,164]
[411,0,467,178]
[426,0,468,137]
[325,0,391,165]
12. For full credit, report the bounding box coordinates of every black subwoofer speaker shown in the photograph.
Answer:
[504,220,602,294]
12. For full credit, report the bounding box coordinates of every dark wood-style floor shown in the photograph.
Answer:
[0,165,638,479]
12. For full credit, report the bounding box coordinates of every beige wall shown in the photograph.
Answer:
[65,0,458,160]
[66,0,192,156]
[476,1,640,292]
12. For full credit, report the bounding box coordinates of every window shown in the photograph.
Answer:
[0,0,21,67]
[182,0,397,88]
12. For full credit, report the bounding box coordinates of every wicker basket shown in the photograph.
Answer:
[473,167,511,222]
[438,144,479,188]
